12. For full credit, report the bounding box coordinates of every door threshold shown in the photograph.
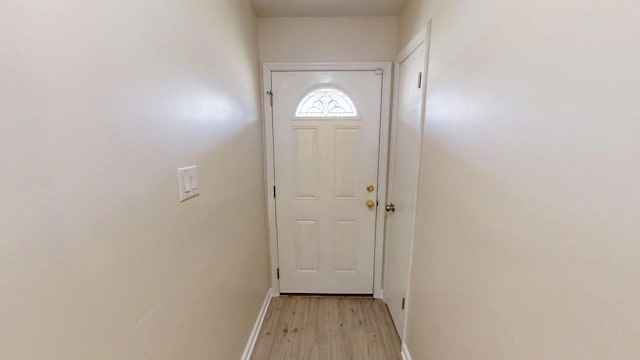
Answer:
[280,293,373,298]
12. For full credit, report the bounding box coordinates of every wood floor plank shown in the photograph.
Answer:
[251,296,401,360]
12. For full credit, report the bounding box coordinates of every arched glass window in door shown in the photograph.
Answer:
[295,88,358,117]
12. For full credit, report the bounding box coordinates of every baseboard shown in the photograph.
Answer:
[240,288,273,360]
[401,342,413,360]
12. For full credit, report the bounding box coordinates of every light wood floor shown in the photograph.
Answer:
[251,296,401,360]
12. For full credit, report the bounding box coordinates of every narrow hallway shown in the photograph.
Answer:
[3,0,640,358]
[251,297,401,360]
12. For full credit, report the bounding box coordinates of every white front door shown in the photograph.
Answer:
[385,41,427,336]
[272,70,383,294]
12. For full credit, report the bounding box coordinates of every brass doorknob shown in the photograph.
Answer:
[367,184,375,193]
[366,200,375,209]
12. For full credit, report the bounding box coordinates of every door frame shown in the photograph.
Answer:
[386,24,432,341]
[262,62,393,298]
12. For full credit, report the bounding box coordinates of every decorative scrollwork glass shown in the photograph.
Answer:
[295,89,358,117]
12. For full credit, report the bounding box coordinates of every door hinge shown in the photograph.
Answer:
[273,186,276,198]
[418,72,423,89]
[276,268,280,279]
[267,90,273,106]
[402,297,406,310]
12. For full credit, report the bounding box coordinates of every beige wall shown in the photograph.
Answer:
[259,17,398,62]
[0,1,268,359]
[400,0,640,358]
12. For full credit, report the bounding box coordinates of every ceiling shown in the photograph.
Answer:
[251,0,407,17]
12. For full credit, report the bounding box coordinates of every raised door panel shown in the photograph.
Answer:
[295,219,319,272]
[334,128,360,199]
[333,219,359,272]
[292,127,319,199]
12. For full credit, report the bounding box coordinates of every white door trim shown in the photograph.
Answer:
[388,23,432,341]
[262,62,392,298]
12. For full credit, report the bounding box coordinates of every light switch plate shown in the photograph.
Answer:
[177,166,199,202]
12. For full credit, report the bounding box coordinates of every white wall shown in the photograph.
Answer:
[400,0,640,358]
[0,1,268,359]
[259,17,398,62]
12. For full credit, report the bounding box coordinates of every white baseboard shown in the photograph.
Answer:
[240,288,273,360]
[401,342,413,360]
